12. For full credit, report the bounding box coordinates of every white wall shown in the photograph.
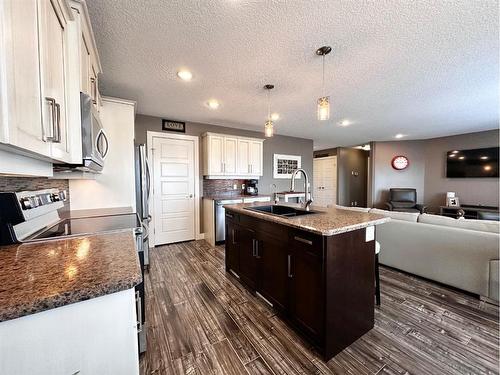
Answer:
[69,97,136,211]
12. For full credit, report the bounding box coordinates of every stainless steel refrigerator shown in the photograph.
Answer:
[135,144,151,266]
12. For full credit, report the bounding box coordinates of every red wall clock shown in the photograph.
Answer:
[391,155,409,170]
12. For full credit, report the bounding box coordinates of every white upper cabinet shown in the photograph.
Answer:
[202,133,264,178]
[249,140,263,176]
[0,0,50,158]
[0,0,102,171]
[38,0,71,161]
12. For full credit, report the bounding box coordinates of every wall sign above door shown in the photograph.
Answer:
[162,119,186,133]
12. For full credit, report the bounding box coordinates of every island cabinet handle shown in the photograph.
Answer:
[255,240,260,258]
[252,239,256,256]
[232,229,236,245]
[226,212,233,219]
[287,255,293,278]
[294,236,313,246]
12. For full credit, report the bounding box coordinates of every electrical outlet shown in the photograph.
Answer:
[233,184,238,190]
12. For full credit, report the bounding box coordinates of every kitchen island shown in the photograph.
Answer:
[223,202,390,360]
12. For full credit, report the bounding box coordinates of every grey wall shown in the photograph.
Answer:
[371,140,426,208]
[135,114,314,194]
[424,130,499,211]
[337,148,369,207]
[371,129,499,212]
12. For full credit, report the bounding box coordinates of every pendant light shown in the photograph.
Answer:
[264,84,275,137]
[316,46,332,121]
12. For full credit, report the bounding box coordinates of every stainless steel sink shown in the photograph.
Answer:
[245,205,318,217]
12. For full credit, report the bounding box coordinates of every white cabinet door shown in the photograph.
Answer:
[249,140,263,176]
[208,135,224,175]
[0,0,51,157]
[237,139,250,175]
[38,0,70,162]
[223,137,238,175]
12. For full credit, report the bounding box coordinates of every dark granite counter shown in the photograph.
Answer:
[0,230,141,322]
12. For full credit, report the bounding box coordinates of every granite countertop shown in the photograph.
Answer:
[0,231,142,322]
[224,202,390,236]
[203,194,271,200]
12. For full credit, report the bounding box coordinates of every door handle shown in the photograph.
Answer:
[288,254,293,278]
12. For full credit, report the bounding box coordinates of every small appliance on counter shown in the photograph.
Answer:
[244,179,259,195]
[0,189,147,354]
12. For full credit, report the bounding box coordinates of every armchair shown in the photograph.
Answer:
[384,188,426,213]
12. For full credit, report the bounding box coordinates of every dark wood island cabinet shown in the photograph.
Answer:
[224,204,389,361]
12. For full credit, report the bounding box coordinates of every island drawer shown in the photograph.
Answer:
[289,230,324,257]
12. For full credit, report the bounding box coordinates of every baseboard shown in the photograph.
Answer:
[196,233,205,240]
[480,295,499,306]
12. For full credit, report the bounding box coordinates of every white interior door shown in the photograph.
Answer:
[313,156,337,207]
[152,136,195,245]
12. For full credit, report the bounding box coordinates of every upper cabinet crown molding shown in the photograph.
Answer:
[202,132,264,179]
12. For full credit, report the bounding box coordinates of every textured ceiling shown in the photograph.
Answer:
[86,0,499,149]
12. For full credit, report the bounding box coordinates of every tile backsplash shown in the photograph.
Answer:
[203,178,246,197]
[0,177,70,210]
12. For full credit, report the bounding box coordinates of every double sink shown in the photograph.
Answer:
[245,205,317,218]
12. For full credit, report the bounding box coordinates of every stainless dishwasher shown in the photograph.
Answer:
[215,199,243,243]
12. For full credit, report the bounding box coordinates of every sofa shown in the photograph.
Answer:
[335,205,499,303]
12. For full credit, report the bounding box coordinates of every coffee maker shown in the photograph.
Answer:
[244,179,259,195]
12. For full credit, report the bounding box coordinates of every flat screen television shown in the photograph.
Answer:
[446,147,499,178]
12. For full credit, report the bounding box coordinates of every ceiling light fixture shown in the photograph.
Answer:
[480,156,488,160]
[394,134,405,139]
[271,113,280,121]
[316,46,332,121]
[264,84,275,138]
[207,99,220,110]
[451,150,459,154]
[177,70,193,81]
[458,156,465,160]
[339,120,350,127]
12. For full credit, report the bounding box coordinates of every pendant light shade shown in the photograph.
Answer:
[264,120,274,137]
[264,84,275,137]
[317,96,330,121]
[316,46,332,121]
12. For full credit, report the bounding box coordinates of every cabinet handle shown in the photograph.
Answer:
[90,77,97,104]
[288,254,293,278]
[135,291,143,333]
[44,97,56,141]
[53,102,61,143]
[252,239,256,256]
[255,240,260,258]
[232,229,236,245]
[248,164,250,174]
[294,236,313,246]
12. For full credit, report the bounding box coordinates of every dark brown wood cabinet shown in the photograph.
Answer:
[255,231,288,311]
[225,210,375,361]
[288,233,325,342]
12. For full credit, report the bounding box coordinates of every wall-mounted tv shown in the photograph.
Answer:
[446,147,499,178]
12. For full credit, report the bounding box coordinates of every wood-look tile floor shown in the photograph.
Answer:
[140,240,499,375]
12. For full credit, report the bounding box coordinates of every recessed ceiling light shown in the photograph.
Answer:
[480,156,488,160]
[177,70,193,81]
[206,99,220,110]
[270,113,280,121]
[458,156,465,160]
[394,134,405,139]
[338,120,351,127]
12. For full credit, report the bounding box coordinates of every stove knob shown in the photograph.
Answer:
[51,193,60,202]
[20,198,32,210]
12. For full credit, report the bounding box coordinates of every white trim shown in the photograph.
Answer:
[314,155,336,161]
[102,96,137,110]
[201,132,265,142]
[146,130,201,245]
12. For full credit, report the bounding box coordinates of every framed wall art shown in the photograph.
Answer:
[273,154,302,179]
